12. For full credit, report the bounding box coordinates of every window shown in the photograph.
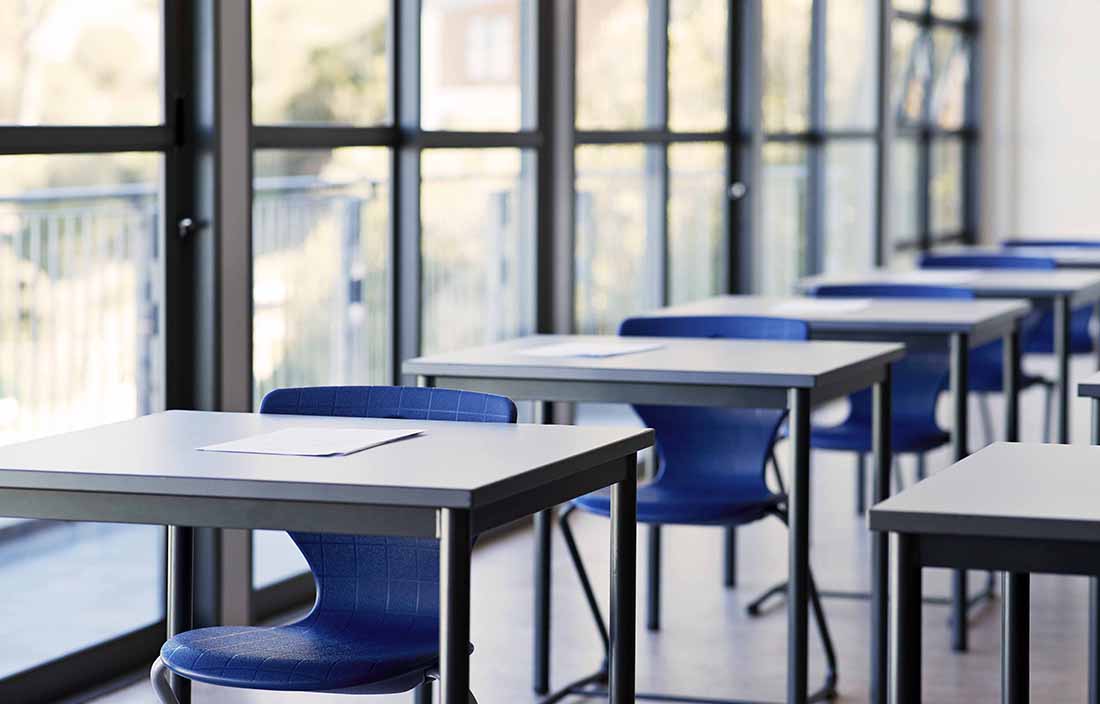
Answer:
[0,1,175,697]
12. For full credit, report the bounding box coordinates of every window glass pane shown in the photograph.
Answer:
[0,153,164,674]
[826,0,878,130]
[421,0,530,131]
[824,142,876,273]
[669,143,725,303]
[576,0,652,130]
[891,137,920,252]
[575,144,661,333]
[892,21,930,127]
[252,0,388,125]
[932,0,967,19]
[252,147,390,588]
[0,0,161,124]
[421,149,535,354]
[931,29,970,129]
[757,143,808,294]
[668,0,726,132]
[931,137,963,234]
[893,0,927,12]
[762,0,812,132]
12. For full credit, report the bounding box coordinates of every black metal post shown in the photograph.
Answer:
[871,368,892,704]
[788,387,812,704]
[1002,572,1030,704]
[892,532,922,704]
[413,682,432,704]
[856,453,867,514]
[167,525,194,704]
[723,526,737,587]
[1004,328,1020,442]
[950,332,970,652]
[1055,295,1071,444]
[609,455,637,704]
[439,508,472,704]
[1091,397,1100,704]
[647,524,661,631]
[533,400,553,694]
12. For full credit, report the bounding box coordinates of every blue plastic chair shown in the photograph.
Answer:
[920,252,1095,356]
[1003,238,1100,248]
[150,386,517,704]
[806,284,1050,508]
[554,316,838,703]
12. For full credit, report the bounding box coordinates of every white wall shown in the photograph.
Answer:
[981,0,1100,242]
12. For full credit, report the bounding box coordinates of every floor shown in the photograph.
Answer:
[95,357,1096,704]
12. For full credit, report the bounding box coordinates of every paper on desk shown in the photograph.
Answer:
[894,270,979,284]
[520,341,664,358]
[770,299,871,315]
[198,427,423,457]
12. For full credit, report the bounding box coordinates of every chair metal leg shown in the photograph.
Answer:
[978,393,994,448]
[855,453,866,515]
[414,681,433,704]
[1043,382,1054,443]
[915,454,926,482]
[892,456,905,492]
[559,505,611,655]
[768,447,787,494]
[151,657,180,704]
[647,524,662,630]
[723,526,737,588]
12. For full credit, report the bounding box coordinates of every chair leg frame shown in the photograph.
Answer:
[541,506,838,704]
[150,657,179,704]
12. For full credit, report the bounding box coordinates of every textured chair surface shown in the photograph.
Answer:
[160,385,516,693]
[573,316,804,527]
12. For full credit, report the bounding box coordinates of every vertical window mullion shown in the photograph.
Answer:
[874,0,893,265]
[806,0,827,274]
[647,0,670,306]
[395,0,422,382]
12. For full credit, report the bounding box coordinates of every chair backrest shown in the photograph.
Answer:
[1004,239,1100,249]
[619,316,808,494]
[813,283,973,300]
[813,284,965,431]
[259,386,517,630]
[920,253,1056,270]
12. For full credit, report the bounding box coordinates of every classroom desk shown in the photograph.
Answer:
[0,411,652,704]
[652,295,1031,660]
[405,335,904,704]
[871,442,1100,704]
[1078,371,1100,704]
[939,243,1100,269]
[799,268,1100,444]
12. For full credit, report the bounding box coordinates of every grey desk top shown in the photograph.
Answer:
[404,334,904,390]
[870,442,1100,542]
[798,268,1100,305]
[938,244,1100,268]
[649,295,1030,341]
[1078,371,1100,398]
[0,411,653,511]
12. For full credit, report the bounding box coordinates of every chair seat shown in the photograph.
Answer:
[809,420,949,454]
[160,616,444,693]
[573,482,783,526]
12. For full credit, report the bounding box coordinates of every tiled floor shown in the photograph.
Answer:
[96,357,1096,703]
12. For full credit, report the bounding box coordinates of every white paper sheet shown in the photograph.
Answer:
[893,270,979,284]
[770,299,872,315]
[520,341,665,358]
[198,427,423,457]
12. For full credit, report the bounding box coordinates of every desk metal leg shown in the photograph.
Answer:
[440,508,472,704]
[950,333,970,652]
[532,399,553,694]
[609,455,637,704]
[893,533,922,704]
[647,524,661,630]
[1090,398,1100,704]
[788,387,812,704]
[1055,295,1071,444]
[871,368,893,704]
[1002,573,1030,704]
[1004,329,1020,443]
[533,509,552,694]
[167,526,193,704]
